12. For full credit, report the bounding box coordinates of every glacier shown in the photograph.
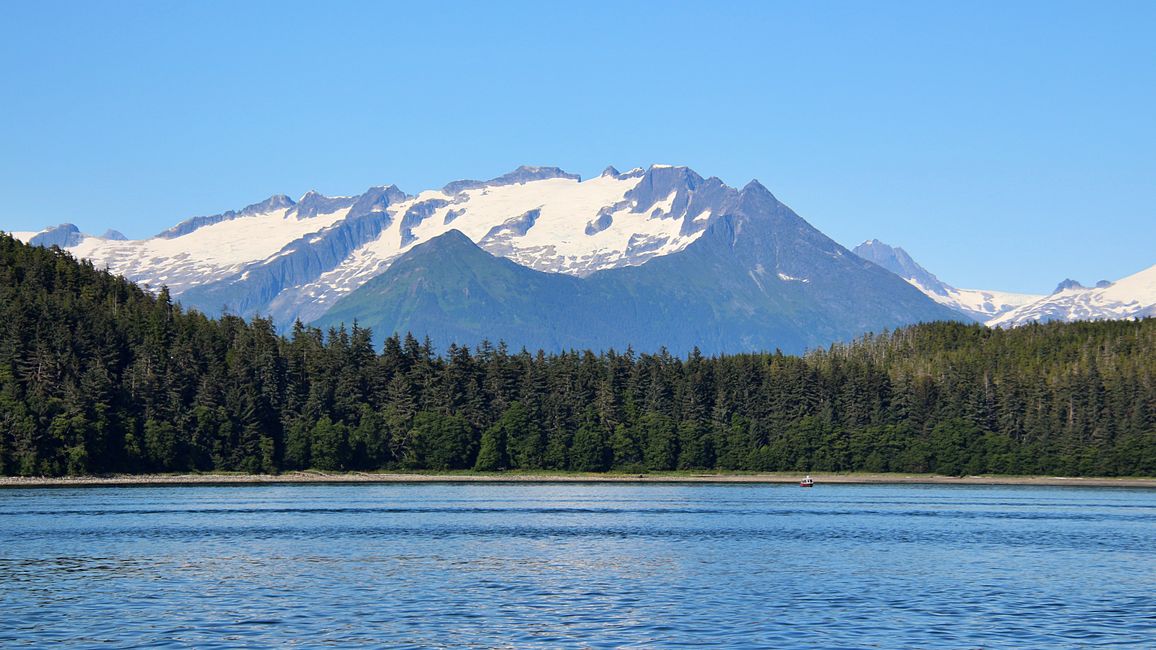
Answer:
[9,166,1152,334]
[9,165,742,326]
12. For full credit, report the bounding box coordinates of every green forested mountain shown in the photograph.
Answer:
[1,233,1153,477]
[314,183,965,357]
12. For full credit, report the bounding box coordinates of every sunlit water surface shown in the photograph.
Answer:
[1,483,1153,648]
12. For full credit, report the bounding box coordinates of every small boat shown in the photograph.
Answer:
[799,475,814,488]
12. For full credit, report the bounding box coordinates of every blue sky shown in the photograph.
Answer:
[1,0,1153,293]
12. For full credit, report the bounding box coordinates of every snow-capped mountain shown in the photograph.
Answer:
[852,239,1042,322]
[11,164,1148,346]
[261,165,723,325]
[313,182,964,354]
[12,165,728,326]
[987,264,1156,327]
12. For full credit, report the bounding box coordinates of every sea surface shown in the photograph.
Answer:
[1,482,1153,648]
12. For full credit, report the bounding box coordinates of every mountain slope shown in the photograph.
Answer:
[315,230,603,352]
[13,165,734,325]
[852,239,1041,322]
[988,264,1156,327]
[316,183,964,355]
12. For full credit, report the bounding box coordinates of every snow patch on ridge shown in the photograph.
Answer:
[988,263,1156,327]
[905,278,1041,322]
[778,272,809,283]
[67,205,353,293]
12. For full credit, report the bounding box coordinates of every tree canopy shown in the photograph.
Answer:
[1,233,1153,477]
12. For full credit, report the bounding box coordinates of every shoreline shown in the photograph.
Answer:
[1,471,1153,489]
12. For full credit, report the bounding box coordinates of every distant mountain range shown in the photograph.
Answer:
[986,267,1156,327]
[8,164,1154,353]
[852,239,1156,327]
[851,239,1043,322]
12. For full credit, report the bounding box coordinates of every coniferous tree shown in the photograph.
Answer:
[1,233,1154,478]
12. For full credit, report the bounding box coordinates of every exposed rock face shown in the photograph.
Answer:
[441,166,580,195]
[1054,279,1086,293]
[287,191,357,219]
[29,224,84,248]
[155,194,295,239]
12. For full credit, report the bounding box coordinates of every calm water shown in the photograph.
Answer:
[1,483,1153,648]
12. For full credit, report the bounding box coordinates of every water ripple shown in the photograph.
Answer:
[0,483,1153,648]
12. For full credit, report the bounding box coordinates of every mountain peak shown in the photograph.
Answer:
[634,164,706,191]
[733,179,783,216]
[29,223,84,249]
[853,239,952,297]
[394,228,495,267]
[247,194,295,214]
[1053,278,1086,293]
[741,179,774,197]
[600,165,621,178]
[442,166,580,195]
[855,238,907,258]
[420,228,476,251]
[289,191,357,219]
[348,185,407,216]
[514,165,559,175]
[507,165,579,182]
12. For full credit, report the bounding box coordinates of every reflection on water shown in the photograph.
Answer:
[1,483,1153,647]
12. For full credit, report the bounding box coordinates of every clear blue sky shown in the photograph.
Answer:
[2,0,1153,293]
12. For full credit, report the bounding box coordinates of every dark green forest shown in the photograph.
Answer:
[1,233,1153,477]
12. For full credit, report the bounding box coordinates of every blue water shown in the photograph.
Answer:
[1,483,1153,648]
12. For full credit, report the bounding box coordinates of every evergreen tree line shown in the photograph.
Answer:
[1,234,1153,477]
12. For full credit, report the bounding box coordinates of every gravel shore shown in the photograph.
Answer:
[1,472,1153,488]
